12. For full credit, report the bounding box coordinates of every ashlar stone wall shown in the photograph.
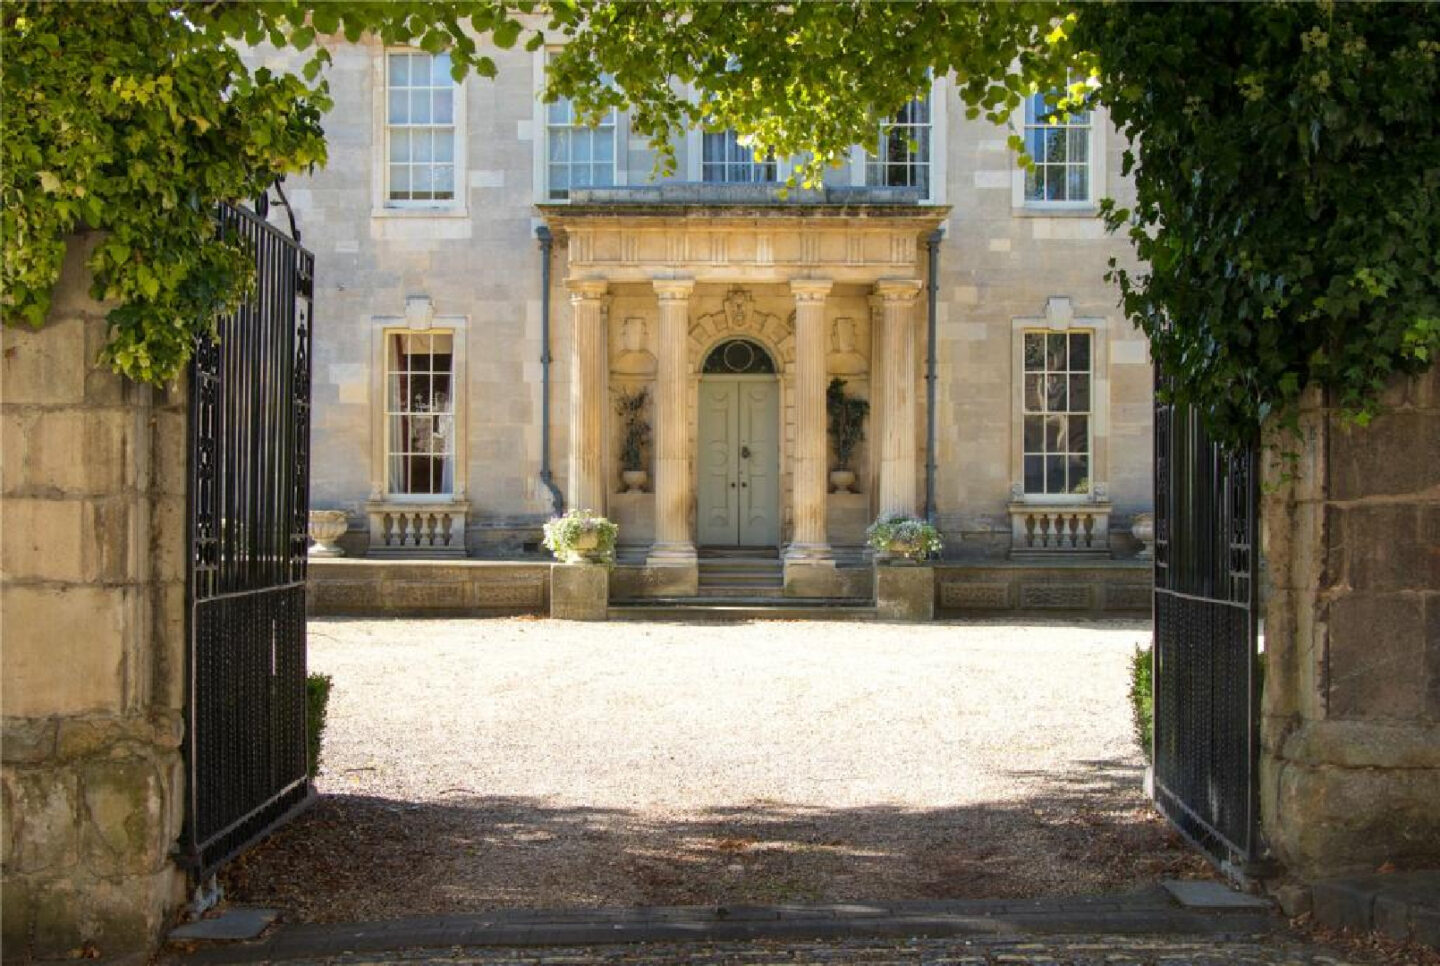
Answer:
[1,235,188,958]
[1260,368,1440,879]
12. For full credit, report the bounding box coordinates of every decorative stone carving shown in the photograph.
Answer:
[308,509,349,557]
[612,316,656,376]
[827,317,868,375]
[690,287,793,370]
[404,295,434,330]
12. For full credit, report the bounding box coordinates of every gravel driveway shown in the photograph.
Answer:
[224,617,1207,921]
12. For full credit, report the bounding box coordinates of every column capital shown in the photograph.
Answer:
[790,278,833,302]
[566,278,609,302]
[873,278,923,303]
[652,278,696,301]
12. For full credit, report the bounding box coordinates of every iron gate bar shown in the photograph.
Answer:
[183,199,315,880]
[1151,367,1263,872]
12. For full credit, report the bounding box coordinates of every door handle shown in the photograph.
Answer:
[740,445,752,459]
[741,482,748,488]
[730,482,736,488]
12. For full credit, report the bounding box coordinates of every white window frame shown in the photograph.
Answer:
[849,75,948,204]
[369,305,469,502]
[372,47,468,218]
[1011,81,1105,212]
[533,47,626,204]
[1010,302,1110,504]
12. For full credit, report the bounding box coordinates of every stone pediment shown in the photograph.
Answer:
[540,204,948,284]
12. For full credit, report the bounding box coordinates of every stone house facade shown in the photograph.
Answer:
[256,36,1153,598]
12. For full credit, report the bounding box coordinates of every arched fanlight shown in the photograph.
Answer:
[702,338,776,375]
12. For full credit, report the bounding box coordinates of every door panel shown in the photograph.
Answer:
[738,381,780,545]
[698,377,780,546]
[697,380,740,545]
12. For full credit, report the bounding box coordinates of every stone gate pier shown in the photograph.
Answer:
[1260,369,1440,879]
[1,236,189,958]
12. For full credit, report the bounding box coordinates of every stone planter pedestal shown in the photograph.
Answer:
[876,564,935,622]
[308,509,349,557]
[550,563,609,621]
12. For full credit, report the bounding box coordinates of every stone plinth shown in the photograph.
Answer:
[550,563,610,621]
[1260,370,1440,880]
[876,565,935,622]
[1,235,188,960]
[307,559,550,616]
[783,559,844,598]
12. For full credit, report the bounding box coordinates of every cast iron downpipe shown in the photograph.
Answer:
[535,225,565,515]
[924,227,944,524]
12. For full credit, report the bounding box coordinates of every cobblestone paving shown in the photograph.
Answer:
[244,934,1364,965]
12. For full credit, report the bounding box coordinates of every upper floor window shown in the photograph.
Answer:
[544,57,617,201]
[1022,330,1092,495]
[866,94,931,197]
[702,130,777,183]
[386,51,457,205]
[1020,86,1095,206]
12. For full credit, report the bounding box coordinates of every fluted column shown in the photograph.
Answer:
[875,278,923,519]
[649,278,696,566]
[786,279,834,561]
[567,279,609,514]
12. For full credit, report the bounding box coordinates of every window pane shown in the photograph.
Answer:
[1046,168,1065,201]
[435,131,454,162]
[412,165,433,197]
[411,90,431,123]
[388,165,409,198]
[388,88,408,124]
[1045,128,1067,164]
[389,54,409,87]
[1069,374,1091,412]
[1067,456,1090,494]
[1024,455,1044,493]
[1045,414,1067,451]
[573,164,592,188]
[594,130,614,163]
[572,130,593,163]
[549,128,569,162]
[549,164,569,193]
[1067,415,1089,453]
[413,130,433,162]
[433,90,454,125]
[548,98,570,125]
[1046,333,1067,370]
[1023,415,1044,452]
[1024,166,1042,201]
[434,165,454,197]
[1046,455,1066,494]
[389,131,410,163]
[1068,128,1089,163]
[1024,374,1044,412]
[431,53,452,86]
[1046,374,1067,411]
[1069,333,1091,371]
[1067,166,1089,202]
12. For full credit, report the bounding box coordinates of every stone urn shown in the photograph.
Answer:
[572,529,601,553]
[307,509,349,557]
[829,468,856,493]
[621,469,648,494]
[1131,512,1155,560]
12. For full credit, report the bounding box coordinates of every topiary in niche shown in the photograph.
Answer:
[826,377,870,493]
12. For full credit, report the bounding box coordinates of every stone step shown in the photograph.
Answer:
[609,600,876,622]
[698,572,784,585]
[693,585,786,598]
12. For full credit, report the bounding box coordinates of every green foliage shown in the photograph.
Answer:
[865,515,943,562]
[1129,645,1153,764]
[551,1,1440,444]
[1078,4,1440,443]
[614,386,650,472]
[306,672,332,779]
[826,378,869,471]
[2,1,541,387]
[542,508,619,564]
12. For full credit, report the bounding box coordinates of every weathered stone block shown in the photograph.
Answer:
[551,563,608,621]
[3,769,79,873]
[1329,505,1437,593]
[1330,414,1440,501]
[2,719,58,764]
[1327,593,1427,720]
[0,316,86,405]
[0,586,128,717]
[0,498,86,582]
[876,565,934,622]
[80,759,168,875]
[782,559,844,598]
[614,562,697,598]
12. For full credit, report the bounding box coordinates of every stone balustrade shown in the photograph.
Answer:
[1007,496,1112,555]
[365,501,469,556]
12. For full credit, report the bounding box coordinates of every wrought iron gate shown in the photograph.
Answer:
[183,199,314,879]
[1151,372,1263,871]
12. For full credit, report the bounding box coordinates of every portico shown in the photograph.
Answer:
[542,201,946,597]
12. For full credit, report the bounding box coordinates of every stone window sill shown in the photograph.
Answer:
[370,206,471,221]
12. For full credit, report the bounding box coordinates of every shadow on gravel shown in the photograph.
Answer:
[221,757,1210,923]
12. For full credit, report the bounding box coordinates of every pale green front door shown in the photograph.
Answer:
[697,376,780,546]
